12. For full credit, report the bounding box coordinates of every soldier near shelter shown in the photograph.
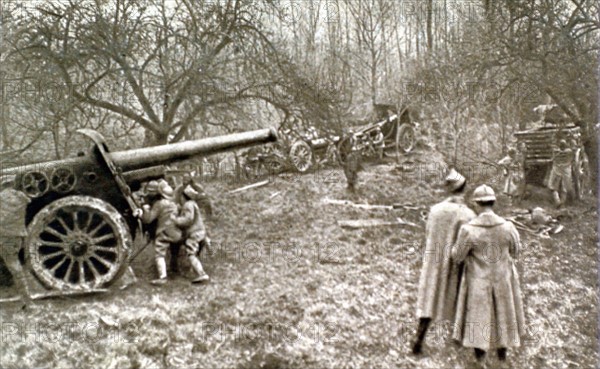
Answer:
[412,169,476,355]
[0,188,33,305]
[172,186,210,283]
[546,139,575,207]
[498,147,525,205]
[451,185,525,363]
[134,180,182,285]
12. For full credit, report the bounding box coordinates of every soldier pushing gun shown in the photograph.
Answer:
[134,177,212,285]
[171,186,210,283]
[133,180,182,285]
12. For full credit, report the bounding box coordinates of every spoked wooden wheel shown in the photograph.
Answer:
[289,140,313,172]
[26,196,131,291]
[395,124,416,161]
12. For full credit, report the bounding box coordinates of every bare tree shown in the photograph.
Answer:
[12,0,325,146]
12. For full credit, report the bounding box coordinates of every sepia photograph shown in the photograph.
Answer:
[0,0,598,368]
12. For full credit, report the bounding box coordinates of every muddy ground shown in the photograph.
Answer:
[0,148,598,369]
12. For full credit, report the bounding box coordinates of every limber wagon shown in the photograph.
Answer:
[0,128,277,293]
[514,123,590,199]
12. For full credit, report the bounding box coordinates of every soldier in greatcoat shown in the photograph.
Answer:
[411,169,476,355]
[451,185,525,363]
[134,180,182,285]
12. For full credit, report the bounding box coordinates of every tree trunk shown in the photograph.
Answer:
[52,121,61,160]
[1,104,9,150]
[144,129,169,146]
[426,0,433,51]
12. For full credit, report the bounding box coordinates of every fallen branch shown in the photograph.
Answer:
[229,179,269,194]
[323,198,393,210]
[508,218,551,239]
[322,198,425,211]
[338,217,419,229]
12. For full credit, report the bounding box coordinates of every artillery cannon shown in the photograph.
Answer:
[1,128,277,292]
[337,104,416,166]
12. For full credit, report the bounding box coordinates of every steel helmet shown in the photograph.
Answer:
[157,180,174,197]
[445,168,466,191]
[183,185,199,200]
[145,180,159,195]
[472,184,496,202]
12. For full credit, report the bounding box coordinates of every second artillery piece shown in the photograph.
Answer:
[1,128,277,292]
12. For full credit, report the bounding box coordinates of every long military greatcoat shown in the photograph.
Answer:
[416,195,476,322]
[451,211,525,350]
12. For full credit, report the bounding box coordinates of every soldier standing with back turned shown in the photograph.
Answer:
[411,169,476,355]
[343,138,363,192]
[451,185,525,364]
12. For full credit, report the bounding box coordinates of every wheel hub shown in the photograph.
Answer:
[69,240,89,257]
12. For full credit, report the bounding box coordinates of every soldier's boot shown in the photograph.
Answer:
[497,348,507,361]
[410,318,430,355]
[560,188,569,207]
[151,257,168,286]
[474,348,486,362]
[188,255,209,284]
[552,191,561,207]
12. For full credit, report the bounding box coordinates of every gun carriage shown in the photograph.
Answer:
[242,124,341,176]
[337,104,416,165]
[1,128,277,292]
[280,126,341,173]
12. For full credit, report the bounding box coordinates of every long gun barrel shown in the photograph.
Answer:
[112,128,277,171]
[2,128,278,176]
